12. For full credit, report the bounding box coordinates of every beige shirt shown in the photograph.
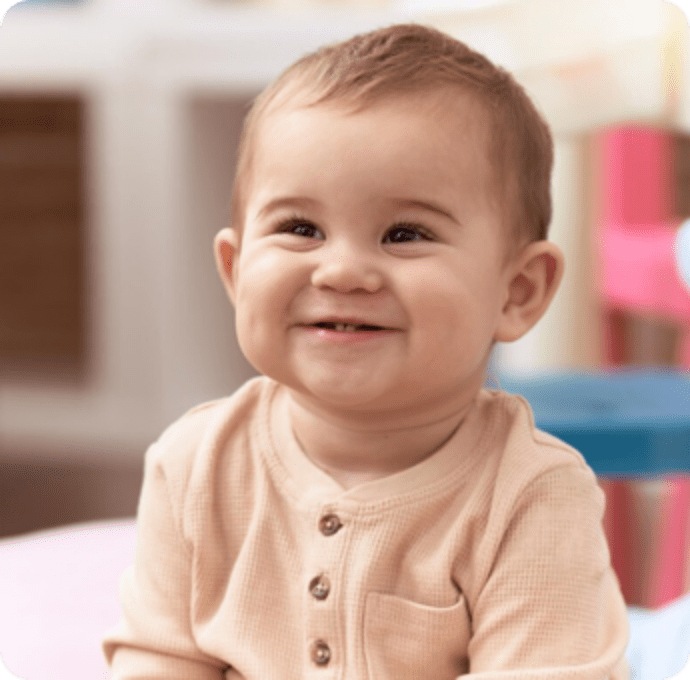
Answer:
[103,377,629,679]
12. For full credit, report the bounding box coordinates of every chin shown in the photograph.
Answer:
[293,379,392,412]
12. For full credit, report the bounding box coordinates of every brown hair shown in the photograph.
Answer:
[231,23,553,246]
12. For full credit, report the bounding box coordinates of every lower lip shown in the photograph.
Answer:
[298,326,397,343]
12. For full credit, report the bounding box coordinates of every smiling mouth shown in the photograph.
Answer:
[311,322,388,332]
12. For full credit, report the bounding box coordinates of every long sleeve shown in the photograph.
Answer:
[102,443,227,679]
[466,463,629,679]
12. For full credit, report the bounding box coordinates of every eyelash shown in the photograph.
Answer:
[276,215,323,239]
[384,222,435,243]
[275,215,435,243]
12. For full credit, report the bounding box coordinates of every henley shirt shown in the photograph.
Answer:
[103,376,629,679]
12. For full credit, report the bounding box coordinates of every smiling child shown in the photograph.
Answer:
[104,23,629,679]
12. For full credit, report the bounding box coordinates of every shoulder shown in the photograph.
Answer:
[146,376,278,491]
[134,376,283,550]
[462,390,607,591]
[480,387,591,470]
[476,388,602,512]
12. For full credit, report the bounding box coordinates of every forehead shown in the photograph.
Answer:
[246,89,496,208]
[261,84,491,148]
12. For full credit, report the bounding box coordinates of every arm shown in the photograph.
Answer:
[466,465,629,679]
[103,443,227,680]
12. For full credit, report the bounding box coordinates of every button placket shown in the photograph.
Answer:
[305,507,346,672]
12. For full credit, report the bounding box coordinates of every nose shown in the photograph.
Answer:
[310,239,384,293]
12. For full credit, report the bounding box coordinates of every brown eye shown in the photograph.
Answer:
[384,224,433,243]
[279,218,324,240]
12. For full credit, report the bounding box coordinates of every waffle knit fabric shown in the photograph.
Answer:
[103,376,629,679]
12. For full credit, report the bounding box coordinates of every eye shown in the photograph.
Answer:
[383,223,434,244]
[277,216,324,240]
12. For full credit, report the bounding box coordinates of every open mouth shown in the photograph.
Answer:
[312,322,386,332]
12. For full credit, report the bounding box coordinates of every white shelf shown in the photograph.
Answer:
[0,3,407,87]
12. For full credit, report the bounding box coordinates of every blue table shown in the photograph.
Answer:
[498,369,690,478]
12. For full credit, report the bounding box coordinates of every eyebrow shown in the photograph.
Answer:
[256,196,319,220]
[392,198,458,223]
[255,196,458,223]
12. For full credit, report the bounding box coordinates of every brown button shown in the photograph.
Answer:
[319,514,342,536]
[311,639,331,666]
[309,575,331,600]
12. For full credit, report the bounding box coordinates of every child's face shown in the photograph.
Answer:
[220,91,518,424]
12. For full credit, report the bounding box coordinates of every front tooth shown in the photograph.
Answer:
[335,323,345,332]
[344,324,356,332]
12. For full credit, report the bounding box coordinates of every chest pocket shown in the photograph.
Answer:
[364,591,470,679]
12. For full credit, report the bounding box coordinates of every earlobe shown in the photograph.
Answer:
[495,240,565,343]
[214,227,239,305]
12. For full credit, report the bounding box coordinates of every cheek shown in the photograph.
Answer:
[232,250,303,349]
[235,247,295,308]
[406,270,498,352]
[405,269,469,326]
[233,300,284,380]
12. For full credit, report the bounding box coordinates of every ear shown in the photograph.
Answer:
[214,227,239,305]
[494,240,565,343]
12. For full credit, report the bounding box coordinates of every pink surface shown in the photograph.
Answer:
[601,479,690,608]
[597,125,690,366]
[0,520,136,680]
[597,128,690,605]
[600,126,672,226]
[598,221,690,319]
[650,478,690,608]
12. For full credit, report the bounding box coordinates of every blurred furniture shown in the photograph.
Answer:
[501,369,690,608]
[0,458,142,538]
[0,96,85,379]
[596,125,690,368]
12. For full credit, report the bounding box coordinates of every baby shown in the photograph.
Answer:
[104,23,629,679]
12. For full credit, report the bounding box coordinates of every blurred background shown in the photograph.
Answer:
[1,0,690,604]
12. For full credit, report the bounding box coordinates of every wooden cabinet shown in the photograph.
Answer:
[0,95,85,375]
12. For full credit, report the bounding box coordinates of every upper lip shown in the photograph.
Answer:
[298,316,395,330]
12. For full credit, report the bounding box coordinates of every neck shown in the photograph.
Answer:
[286,391,476,490]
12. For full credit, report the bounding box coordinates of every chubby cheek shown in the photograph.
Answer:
[408,273,496,364]
[233,302,260,361]
[234,290,280,366]
[231,257,301,374]
[234,307,293,386]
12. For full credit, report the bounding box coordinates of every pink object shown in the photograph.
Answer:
[600,126,673,226]
[598,221,690,320]
[0,520,136,680]
[597,126,690,366]
[596,127,690,607]
[600,480,636,603]
[598,221,690,367]
[649,477,690,608]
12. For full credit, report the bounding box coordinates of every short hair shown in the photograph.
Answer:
[231,23,553,246]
